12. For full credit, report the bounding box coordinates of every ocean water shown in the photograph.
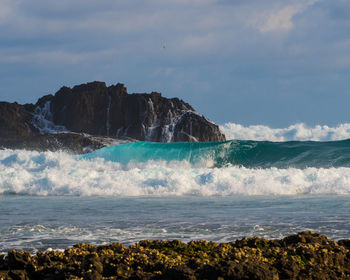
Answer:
[1,196,350,253]
[2,123,350,252]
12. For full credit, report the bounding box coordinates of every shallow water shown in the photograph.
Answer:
[1,195,350,253]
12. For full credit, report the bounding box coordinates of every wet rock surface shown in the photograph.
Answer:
[0,102,37,138]
[1,232,350,279]
[0,133,134,154]
[44,82,225,142]
[0,81,225,149]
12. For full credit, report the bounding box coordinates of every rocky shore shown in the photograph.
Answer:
[1,231,350,279]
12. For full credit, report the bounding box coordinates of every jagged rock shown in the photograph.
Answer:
[84,254,103,274]
[30,81,226,142]
[162,265,196,280]
[338,239,350,249]
[8,270,29,280]
[0,81,225,152]
[282,231,331,246]
[7,250,32,269]
[1,232,350,280]
[172,111,224,142]
[0,253,6,270]
[0,102,37,138]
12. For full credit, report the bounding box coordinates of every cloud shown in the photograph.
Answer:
[1,0,350,126]
[0,0,336,65]
[250,0,318,33]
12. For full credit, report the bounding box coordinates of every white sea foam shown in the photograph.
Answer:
[221,122,350,141]
[32,101,68,134]
[1,149,350,197]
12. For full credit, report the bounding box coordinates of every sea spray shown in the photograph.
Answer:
[221,122,350,141]
[1,144,350,196]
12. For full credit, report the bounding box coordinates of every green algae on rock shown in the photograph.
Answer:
[0,231,350,279]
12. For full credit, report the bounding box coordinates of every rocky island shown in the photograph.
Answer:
[0,81,225,153]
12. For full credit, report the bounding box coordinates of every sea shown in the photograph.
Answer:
[2,122,350,253]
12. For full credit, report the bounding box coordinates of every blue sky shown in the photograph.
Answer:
[0,0,349,126]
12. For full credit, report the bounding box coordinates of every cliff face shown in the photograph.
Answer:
[0,102,37,138]
[0,82,225,147]
[29,81,226,142]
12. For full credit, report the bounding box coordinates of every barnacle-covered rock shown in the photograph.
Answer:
[1,232,350,279]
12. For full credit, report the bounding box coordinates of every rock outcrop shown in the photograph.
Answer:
[0,102,37,138]
[1,232,350,279]
[0,133,134,154]
[30,81,225,142]
[0,81,226,152]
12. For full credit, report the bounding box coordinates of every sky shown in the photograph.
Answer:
[0,0,349,127]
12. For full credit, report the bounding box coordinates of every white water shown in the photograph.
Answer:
[145,99,158,141]
[1,149,350,197]
[161,110,201,142]
[221,122,350,141]
[32,101,68,134]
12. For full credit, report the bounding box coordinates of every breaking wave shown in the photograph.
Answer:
[81,140,350,169]
[1,145,350,197]
[221,122,350,141]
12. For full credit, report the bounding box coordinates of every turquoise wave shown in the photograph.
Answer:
[81,140,350,168]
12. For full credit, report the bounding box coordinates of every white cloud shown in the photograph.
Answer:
[0,0,340,69]
[259,6,300,32]
[251,0,318,33]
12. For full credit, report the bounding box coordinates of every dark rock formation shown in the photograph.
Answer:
[0,81,225,152]
[0,102,37,138]
[0,133,134,154]
[1,232,350,279]
[30,81,225,142]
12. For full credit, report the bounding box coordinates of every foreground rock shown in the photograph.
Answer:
[1,232,350,279]
[0,82,225,148]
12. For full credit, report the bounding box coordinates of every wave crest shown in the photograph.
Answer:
[1,149,350,197]
[220,123,350,141]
